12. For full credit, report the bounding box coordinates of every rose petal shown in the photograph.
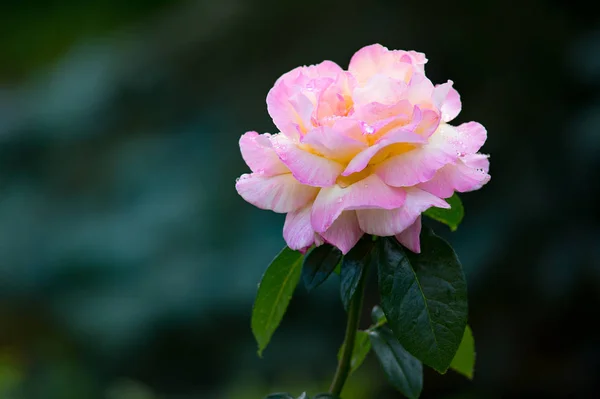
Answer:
[342,128,426,176]
[236,173,318,213]
[349,44,424,85]
[267,83,313,139]
[321,211,363,254]
[405,72,435,105]
[267,61,344,139]
[353,74,408,107]
[316,71,356,120]
[239,131,288,176]
[303,60,344,79]
[271,134,345,187]
[284,205,320,252]
[301,126,367,163]
[418,156,491,198]
[375,143,456,187]
[454,122,487,154]
[433,80,462,122]
[352,99,414,126]
[330,118,369,142]
[395,216,422,253]
[356,187,449,236]
[374,123,462,187]
[348,44,390,85]
[311,174,406,233]
[461,153,490,172]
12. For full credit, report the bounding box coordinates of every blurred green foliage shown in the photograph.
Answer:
[0,0,178,82]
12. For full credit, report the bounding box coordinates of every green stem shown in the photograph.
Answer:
[329,266,368,396]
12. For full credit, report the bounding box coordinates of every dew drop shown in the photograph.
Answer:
[337,198,343,203]
[361,121,375,135]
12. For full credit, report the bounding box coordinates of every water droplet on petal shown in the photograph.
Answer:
[361,121,375,135]
[337,198,343,203]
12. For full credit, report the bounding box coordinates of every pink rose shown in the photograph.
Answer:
[236,44,490,254]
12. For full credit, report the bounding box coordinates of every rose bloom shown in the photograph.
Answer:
[236,44,490,254]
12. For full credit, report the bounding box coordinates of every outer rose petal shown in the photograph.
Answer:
[375,143,456,187]
[462,153,490,172]
[433,81,461,122]
[236,173,318,213]
[454,122,487,154]
[271,134,345,187]
[301,126,367,163]
[374,122,463,187]
[395,216,422,253]
[284,205,320,252]
[418,156,491,198]
[356,187,449,236]
[311,174,407,233]
[321,211,363,254]
[239,131,288,176]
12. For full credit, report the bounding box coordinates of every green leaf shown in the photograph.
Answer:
[333,262,341,275]
[424,193,464,231]
[369,327,423,399]
[340,238,374,310]
[252,247,304,356]
[371,305,387,325]
[377,229,468,373]
[337,331,372,375]
[450,325,475,379]
[302,244,342,292]
[313,394,341,399]
[264,394,295,399]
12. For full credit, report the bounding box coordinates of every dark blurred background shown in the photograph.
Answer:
[1,0,599,398]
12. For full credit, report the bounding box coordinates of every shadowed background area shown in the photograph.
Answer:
[1,0,599,398]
